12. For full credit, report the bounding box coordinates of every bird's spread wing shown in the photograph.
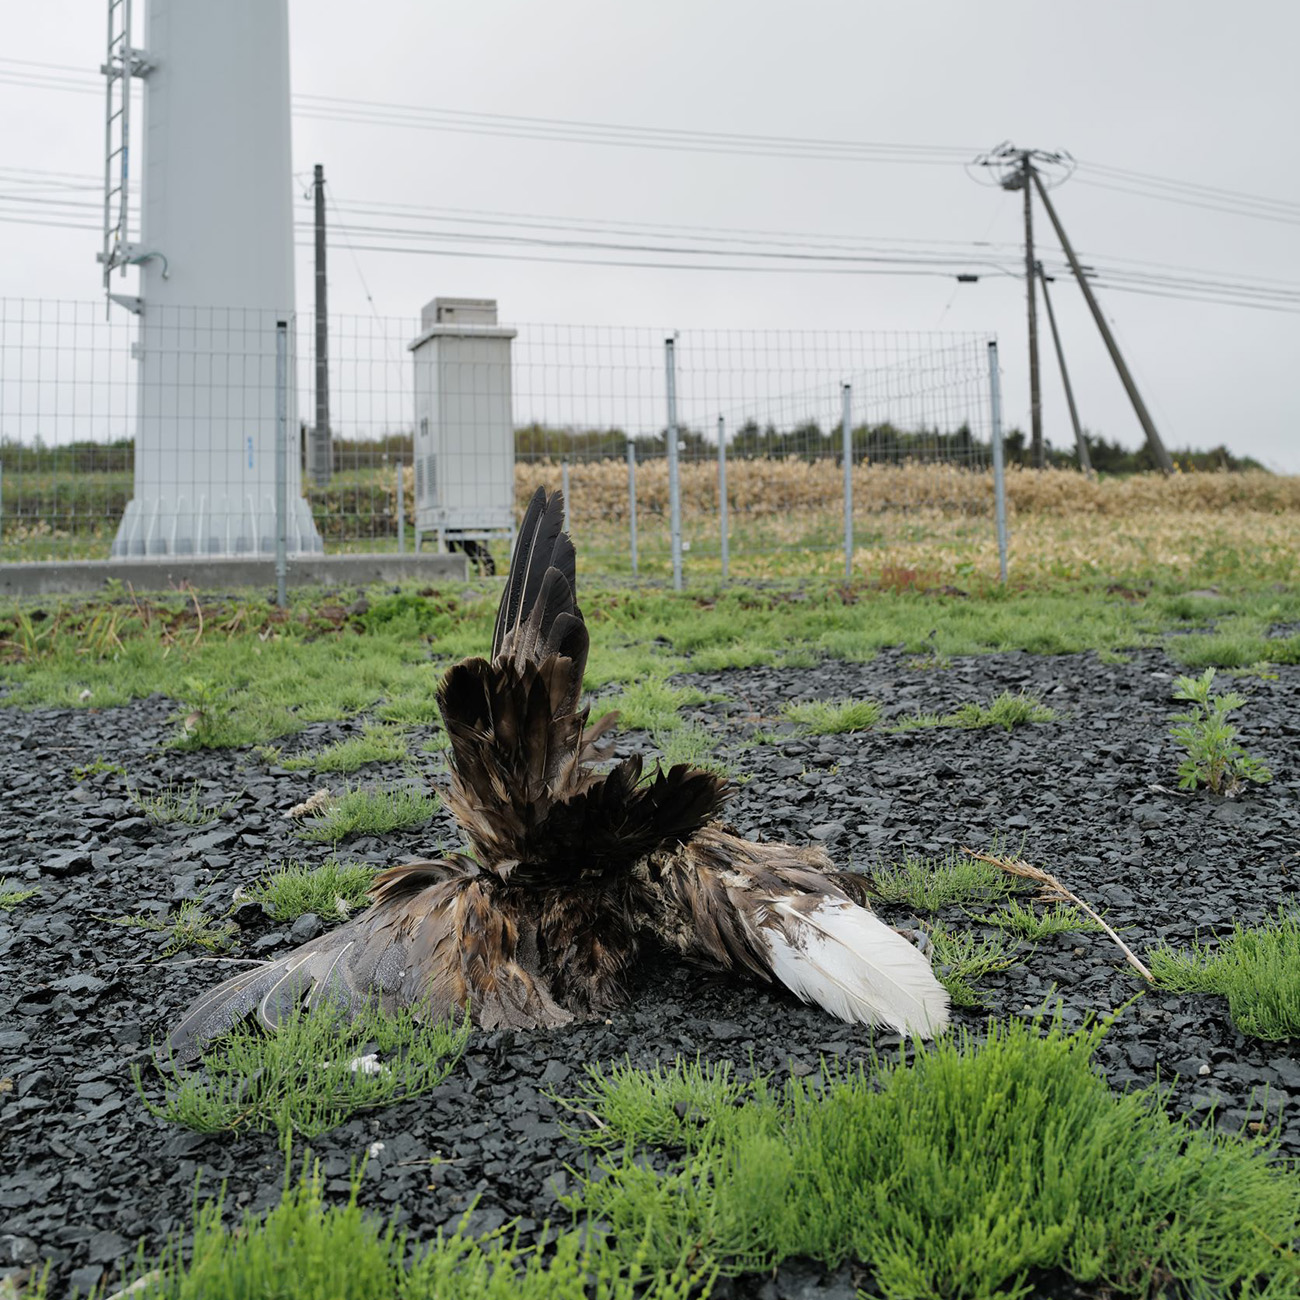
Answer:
[439,487,729,878]
[651,827,950,1039]
[162,855,571,1063]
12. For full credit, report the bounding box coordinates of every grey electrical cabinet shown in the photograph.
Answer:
[408,298,517,543]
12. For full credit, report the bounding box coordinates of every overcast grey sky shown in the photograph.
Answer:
[5,0,1298,468]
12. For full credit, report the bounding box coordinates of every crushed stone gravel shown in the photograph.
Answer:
[1,644,1297,1298]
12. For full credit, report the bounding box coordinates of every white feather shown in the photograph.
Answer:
[759,896,950,1038]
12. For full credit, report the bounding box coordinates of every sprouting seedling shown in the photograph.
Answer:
[1169,668,1272,796]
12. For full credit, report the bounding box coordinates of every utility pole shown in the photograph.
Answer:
[310,163,332,487]
[1029,168,1173,474]
[1036,262,1092,475]
[1019,152,1044,467]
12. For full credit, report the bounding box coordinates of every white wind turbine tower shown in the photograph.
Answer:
[103,0,321,556]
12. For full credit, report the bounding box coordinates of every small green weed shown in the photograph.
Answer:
[0,878,39,912]
[101,902,237,957]
[245,858,379,922]
[1169,668,1272,794]
[296,785,439,843]
[983,899,1105,939]
[927,924,1023,1009]
[137,1000,471,1142]
[565,1014,1300,1298]
[281,723,410,774]
[868,851,1014,912]
[71,756,127,781]
[1149,910,1300,1040]
[894,692,1056,733]
[128,780,238,827]
[782,698,881,735]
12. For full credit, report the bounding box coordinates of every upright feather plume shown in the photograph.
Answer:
[163,485,949,1065]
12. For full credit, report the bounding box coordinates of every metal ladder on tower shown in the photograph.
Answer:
[99,0,153,315]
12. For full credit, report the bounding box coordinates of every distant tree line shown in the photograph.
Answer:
[0,425,1269,476]
[1001,428,1266,474]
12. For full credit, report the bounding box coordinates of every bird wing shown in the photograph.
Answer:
[439,486,729,877]
[650,827,950,1039]
[162,855,571,1063]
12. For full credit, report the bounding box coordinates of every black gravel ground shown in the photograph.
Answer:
[2,644,1298,1299]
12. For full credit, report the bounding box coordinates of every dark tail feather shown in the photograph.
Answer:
[492,489,575,663]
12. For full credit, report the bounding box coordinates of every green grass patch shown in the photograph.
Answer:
[280,723,411,774]
[601,679,708,732]
[893,691,1057,733]
[782,698,881,734]
[0,878,39,912]
[244,858,379,922]
[137,1000,471,1143]
[295,785,440,844]
[868,851,1015,911]
[982,899,1105,939]
[66,1155,709,1300]
[648,724,736,779]
[928,924,1024,1009]
[565,1013,1300,1299]
[99,902,237,957]
[5,582,1300,754]
[128,780,238,827]
[71,756,127,781]
[1148,910,1300,1041]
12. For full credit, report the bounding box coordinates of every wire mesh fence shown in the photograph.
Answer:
[0,298,1003,581]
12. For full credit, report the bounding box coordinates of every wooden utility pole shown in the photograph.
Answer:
[310,163,332,487]
[1019,152,1044,467]
[1030,167,1174,475]
[1036,262,1092,475]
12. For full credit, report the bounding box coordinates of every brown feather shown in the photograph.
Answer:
[165,485,946,1057]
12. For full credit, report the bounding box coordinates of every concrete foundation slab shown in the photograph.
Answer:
[1,553,468,598]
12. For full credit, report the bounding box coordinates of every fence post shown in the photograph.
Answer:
[274,320,288,608]
[664,336,683,591]
[626,440,638,577]
[717,415,729,581]
[841,383,853,580]
[561,460,571,531]
[396,461,405,554]
[987,340,1009,585]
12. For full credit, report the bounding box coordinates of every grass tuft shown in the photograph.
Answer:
[71,756,127,781]
[893,691,1057,733]
[280,723,411,774]
[1148,910,1300,1041]
[244,858,379,922]
[0,878,39,912]
[137,1000,471,1142]
[72,1153,710,1300]
[129,780,238,827]
[296,785,439,844]
[868,851,1015,912]
[566,1013,1300,1299]
[927,924,1024,1009]
[782,698,881,734]
[601,680,708,732]
[982,898,1105,939]
[649,724,736,778]
[99,902,237,957]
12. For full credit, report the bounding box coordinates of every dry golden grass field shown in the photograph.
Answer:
[5,460,1297,586]
[500,462,1300,586]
